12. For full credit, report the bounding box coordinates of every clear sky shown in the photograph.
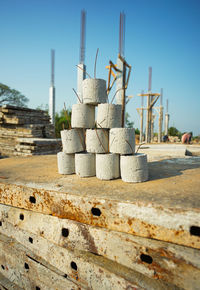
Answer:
[1,0,200,135]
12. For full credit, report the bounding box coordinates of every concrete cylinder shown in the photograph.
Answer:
[61,129,85,153]
[120,153,148,183]
[75,152,96,177]
[97,104,122,129]
[57,152,75,175]
[109,128,135,155]
[71,104,95,128]
[82,78,108,105]
[86,129,109,153]
[96,153,120,180]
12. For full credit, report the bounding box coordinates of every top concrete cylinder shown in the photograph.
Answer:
[97,104,122,128]
[61,129,85,153]
[109,128,135,154]
[82,79,108,105]
[71,104,95,128]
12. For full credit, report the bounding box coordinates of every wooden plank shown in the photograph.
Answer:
[0,204,199,289]
[0,224,179,290]
[0,234,80,290]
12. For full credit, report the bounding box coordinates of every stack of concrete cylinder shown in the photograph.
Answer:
[57,78,148,183]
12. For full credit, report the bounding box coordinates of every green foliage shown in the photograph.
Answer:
[168,126,181,137]
[55,108,71,138]
[135,128,140,135]
[0,83,29,107]
[125,112,134,128]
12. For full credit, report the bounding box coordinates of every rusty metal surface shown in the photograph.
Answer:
[0,231,144,290]
[0,225,181,290]
[0,234,80,290]
[0,176,199,250]
[0,272,22,290]
[0,204,199,289]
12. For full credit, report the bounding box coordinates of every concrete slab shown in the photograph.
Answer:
[136,144,200,161]
[0,155,200,248]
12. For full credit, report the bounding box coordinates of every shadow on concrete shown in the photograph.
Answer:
[148,157,200,181]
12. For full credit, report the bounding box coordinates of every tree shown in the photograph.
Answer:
[55,108,71,138]
[0,83,29,107]
[135,128,140,135]
[168,126,180,136]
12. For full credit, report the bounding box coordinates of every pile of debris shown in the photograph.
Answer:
[0,105,61,156]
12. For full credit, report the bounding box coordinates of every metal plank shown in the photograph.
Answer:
[0,204,199,289]
[0,179,199,250]
[0,226,179,290]
[0,240,80,289]
[0,272,23,290]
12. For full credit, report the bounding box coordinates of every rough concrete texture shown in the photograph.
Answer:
[61,129,85,153]
[57,152,75,175]
[136,144,200,161]
[82,78,108,105]
[120,153,148,183]
[75,152,96,177]
[110,128,135,154]
[0,155,200,249]
[86,129,109,153]
[96,153,120,180]
[97,104,122,128]
[71,103,95,128]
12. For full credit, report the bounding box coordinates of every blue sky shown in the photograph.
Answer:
[1,0,200,135]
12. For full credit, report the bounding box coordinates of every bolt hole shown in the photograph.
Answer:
[190,226,200,237]
[36,287,40,290]
[140,253,153,264]
[29,196,36,204]
[1,265,5,270]
[62,228,69,237]
[19,214,24,220]
[29,237,33,243]
[0,221,2,226]
[70,261,77,271]
[24,263,29,269]
[91,207,101,217]
[63,274,68,278]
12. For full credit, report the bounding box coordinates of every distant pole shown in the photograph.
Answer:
[151,114,155,142]
[116,12,125,106]
[49,49,55,125]
[158,88,163,142]
[139,91,144,143]
[164,99,170,135]
[77,10,86,103]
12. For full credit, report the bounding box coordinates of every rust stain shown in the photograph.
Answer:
[0,183,200,250]
[77,223,98,255]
